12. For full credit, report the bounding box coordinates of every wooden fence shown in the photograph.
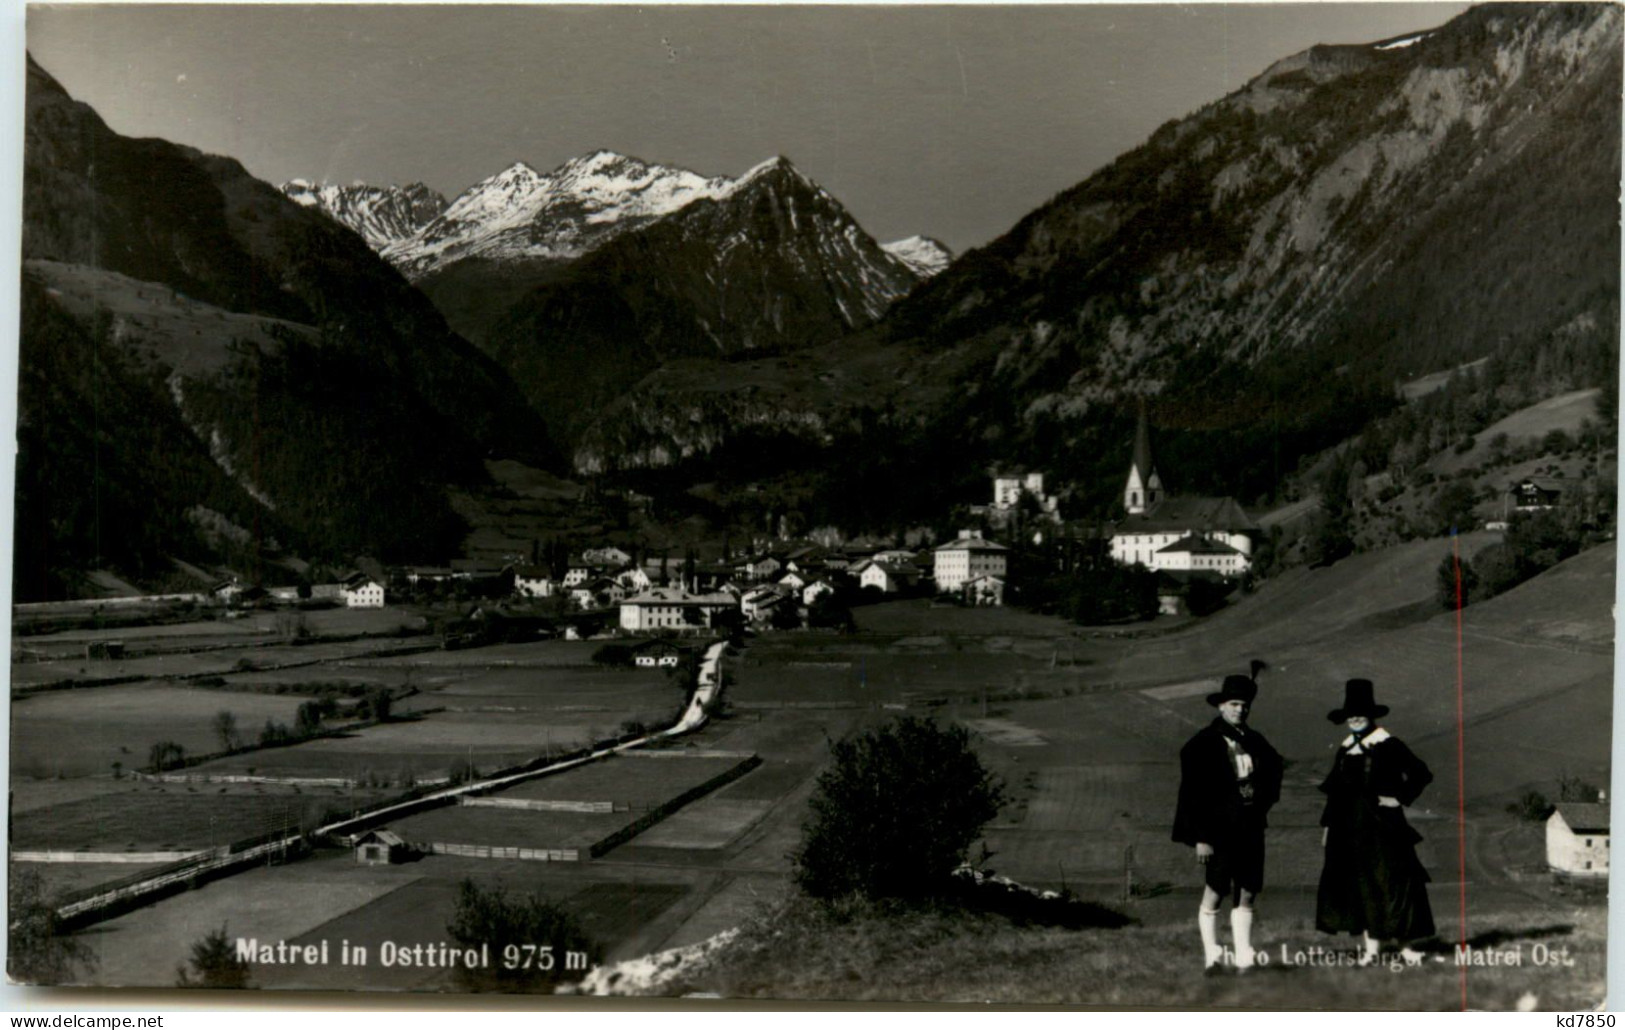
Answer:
[456,797,619,814]
[418,842,580,862]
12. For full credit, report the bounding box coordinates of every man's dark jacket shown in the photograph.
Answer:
[1171,718,1284,848]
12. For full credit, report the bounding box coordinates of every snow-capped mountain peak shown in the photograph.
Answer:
[382,150,738,278]
[277,179,447,251]
[881,235,954,279]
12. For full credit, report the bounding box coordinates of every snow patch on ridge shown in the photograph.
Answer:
[882,235,954,278]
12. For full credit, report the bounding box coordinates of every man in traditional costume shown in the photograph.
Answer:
[1172,665,1283,974]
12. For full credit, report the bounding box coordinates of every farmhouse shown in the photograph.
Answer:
[1511,478,1562,511]
[1547,800,1610,878]
[632,639,685,668]
[355,829,408,866]
[1110,412,1257,571]
[450,559,510,583]
[571,577,626,610]
[933,531,1010,594]
[802,579,836,606]
[742,585,795,621]
[582,546,633,566]
[405,566,455,586]
[562,565,599,588]
[738,555,783,582]
[1155,534,1249,576]
[615,566,653,593]
[991,470,1062,522]
[512,565,555,598]
[619,589,738,632]
[782,545,826,573]
[856,559,919,594]
[964,574,1006,607]
[342,574,385,608]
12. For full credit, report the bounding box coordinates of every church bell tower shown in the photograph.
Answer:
[1125,406,1163,514]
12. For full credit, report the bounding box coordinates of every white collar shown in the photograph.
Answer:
[1341,727,1390,752]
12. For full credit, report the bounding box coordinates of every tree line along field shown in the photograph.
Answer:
[10,782,394,852]
[8,632,696,912]
[10,685,312,781]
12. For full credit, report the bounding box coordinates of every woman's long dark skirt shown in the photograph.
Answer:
[1316,802,1436,941]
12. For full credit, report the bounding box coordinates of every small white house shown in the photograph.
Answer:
[1548,800,1610,878]
[857,560,904,594]
[741,556,782,581]
[964,574,1006,607]
[355,829,407,865]
[512,565,554,598]
[778,570,809,591]
[615,566,653,593]
[343,577,386,608]
[562,565,598,588]
[632,640,684,668]
[802,579,836,606]
[582,546,633,566]
[742,585,792,621]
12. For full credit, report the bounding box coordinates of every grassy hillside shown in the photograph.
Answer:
[673,896,1604,1009]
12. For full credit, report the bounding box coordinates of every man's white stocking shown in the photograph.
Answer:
[1231,907,1255,969]
[1199,906,1223,967]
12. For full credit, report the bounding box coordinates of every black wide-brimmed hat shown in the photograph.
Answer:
[1206,673,1258,707]
[1327,678,1389,723]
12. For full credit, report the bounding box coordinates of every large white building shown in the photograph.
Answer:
[619,589,738,633]
[1110,411,1256,573]
[933,532,1010,593]
[1153,534,1249,577]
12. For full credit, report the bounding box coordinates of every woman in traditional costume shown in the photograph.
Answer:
[1315,678,1436,965]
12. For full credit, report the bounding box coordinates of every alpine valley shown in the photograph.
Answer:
[16,1,1621,598]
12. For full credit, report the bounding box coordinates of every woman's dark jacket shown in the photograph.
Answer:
[1171,718,1283,848]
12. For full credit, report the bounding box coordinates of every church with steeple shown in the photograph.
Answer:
[1109,409,1258,576]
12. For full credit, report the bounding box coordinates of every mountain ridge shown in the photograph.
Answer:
[281,179,447,251]
[575,3,1620,522]
[18,52,560,598]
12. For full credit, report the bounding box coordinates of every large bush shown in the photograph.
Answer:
[794,717,1006,902]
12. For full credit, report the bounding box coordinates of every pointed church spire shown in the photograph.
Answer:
[1125,401,1163,515]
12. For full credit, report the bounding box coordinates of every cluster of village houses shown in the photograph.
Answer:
[296,414,1268,624]
[221,413,1573,628]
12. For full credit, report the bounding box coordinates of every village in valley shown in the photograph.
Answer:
[11,389,1616,1005]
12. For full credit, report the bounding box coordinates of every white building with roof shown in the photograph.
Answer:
[1548,800,1610,877]
[619,588,739,633]
[1111,410,1256,572]
[933,532,1010,593]
[342,575,385,608]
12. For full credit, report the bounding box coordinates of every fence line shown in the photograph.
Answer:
[50,639,732,927]
[13,850,208,864]
[418,842,580,862]
[457,797,619,814]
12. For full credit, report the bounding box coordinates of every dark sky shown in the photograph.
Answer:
[28,3,1469,253]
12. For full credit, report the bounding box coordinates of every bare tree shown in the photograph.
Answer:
[212,710,240,752]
